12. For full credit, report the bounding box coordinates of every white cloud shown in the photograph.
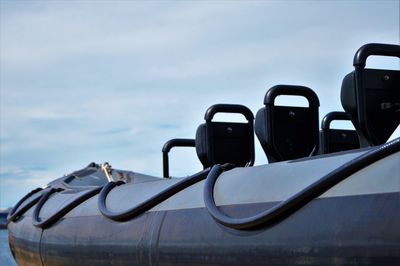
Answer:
[0,0,399,208]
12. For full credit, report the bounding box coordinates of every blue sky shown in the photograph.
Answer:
[0,0,399,209]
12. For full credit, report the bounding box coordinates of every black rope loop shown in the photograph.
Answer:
[32,187,63,227]
[204,138,400,230]
[98,164,235,222]
[7,187,44,223]
[32,186,103,228]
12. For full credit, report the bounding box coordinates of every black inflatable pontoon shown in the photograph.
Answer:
[7,43,400,266]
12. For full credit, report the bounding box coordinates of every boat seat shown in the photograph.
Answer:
[162,138,195,178]
[195,104,255,168]
[319,111,360,154]
[255,85,320,163]
[341,43,400,147]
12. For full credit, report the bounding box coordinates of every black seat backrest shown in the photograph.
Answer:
[341,43,400,147]
[162,138,195,178]
[255,85,320,163]
[195,104,255,168]
[320,111,360,154]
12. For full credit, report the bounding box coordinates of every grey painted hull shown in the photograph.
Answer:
[8,150,400,265]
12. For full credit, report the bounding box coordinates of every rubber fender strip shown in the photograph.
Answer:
[98,164,235,222]
[33,186,102,229]
[7,187,44,223]
[204,138,400,230]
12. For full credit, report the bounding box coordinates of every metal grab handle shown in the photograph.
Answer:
[162,139,196,153]
[162,138,196,178]
[353,43,400,67]
[204,104,254,122]
[321,111,352,130]
[264,84,320,107]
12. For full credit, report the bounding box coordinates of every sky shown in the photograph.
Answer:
[0,0,399,209]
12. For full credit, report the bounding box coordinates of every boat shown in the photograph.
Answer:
[0,209,9,229]
[7,43,400,265]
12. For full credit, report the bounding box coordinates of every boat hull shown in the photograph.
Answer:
[8,150,400,265]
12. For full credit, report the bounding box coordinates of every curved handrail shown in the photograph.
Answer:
[162,138,196,178]
[264,84,320,107]
[203,138,399,230]
[353,43,400,67]
[7,187,44,223]
[32,186,102,229]
[204,104,254,122]
[321,111,352,130]
[162,139,196,153]
[98,164,234,221]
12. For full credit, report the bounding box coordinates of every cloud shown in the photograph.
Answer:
[1,1,230,70]
[0,166,59,208]
[0,0,399,208]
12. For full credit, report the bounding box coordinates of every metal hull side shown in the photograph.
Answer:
[10,192,399,266]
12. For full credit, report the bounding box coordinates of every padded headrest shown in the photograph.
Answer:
[196,122,254,168]
[341,43,400,146]
[195,104,255,168]
[255,107,275,160]
[255,85,320,163]
[319,111,360,154]
[195,124,208,167]
[341,69,400,146]
[340,73,356,121]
